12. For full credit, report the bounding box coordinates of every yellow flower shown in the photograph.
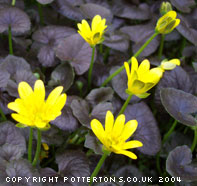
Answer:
[124,57,164,98]
[77,15,107,47]
[7,80,67,130]
[160,59,180,70]
[155,10,180,34]
[91,111,143,159]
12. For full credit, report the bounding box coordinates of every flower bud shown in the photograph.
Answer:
[155,11,180,35]
[160,2,172,15]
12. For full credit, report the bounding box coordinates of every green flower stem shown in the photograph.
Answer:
[158,34,165,59]
[8,26,13,55]
[37,2,44,25]
[90,151,108,185]
[191,128,197,152]
[32,129,42,167]
[28,128,33,163]
[118,94,133,116]
[88,46,96,90]
[0,107,6,121]
[162,120,177,145]
[101,32,159,87]
[12,0,16,6]
[156,120,177,176]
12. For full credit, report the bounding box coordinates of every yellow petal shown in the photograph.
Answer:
[91,119,105,144]
[34,80,45,101]
[131,57,138,73]
[148,67,164,82]
[112,114,125,138]
[105,111,114,134]
[46,86,63,106]
[116,150,137,159]
[11,113,32,126]
[120,120,138,141]
[18,82,33,99]
[8,101,20,112]
[35,121,47,129]
[81,20,91,34]
[124,62,130,78]
[138,59,150,75]
[77,23,82,31]
[92,15,102,31]
[123,140,143,150]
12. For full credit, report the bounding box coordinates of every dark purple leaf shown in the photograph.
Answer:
[161,132,192,158]
[112,2,151,20]
[155,66,193,107]
[86,87,114,105]
[51,106,78,132]
[0,0,24,9]
[132,30,160,57]
[170,0,195,13]
[56,150,90,185]
[0,55,37,97]
[166,145,197,181]
[0,144,24,162]
[160,88,197,127]
[103,31,129,52]
[84,132,103,155]
[114,165,145,186]
[36,0,54,4]
[33,25,76,67]
[0,69,10,88]
[37,46,58,67]
[3,159,41,186]
[56,34,96,75]
[41,126,64,146]
[71,99,113,128]
[48,62,74,92]
[176,14,197,45]
[0,121,26,154]
[33,26,76,45]
[124,102,161,155]
[55,0,84,21]
[80,3,113,23]
[120,23,155,43]
[92,62,111,87]
[0,7,30,35]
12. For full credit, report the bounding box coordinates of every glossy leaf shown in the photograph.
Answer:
[48,62,75,92]
[155,66,193,107]
[0,7,30,35]
[166,145,197,181]
[160,88,197,127]
[0,121,26,154]
[124,102,161,155]
[86,87,114,105]
[56,34,96,75]
[80,3,113,23]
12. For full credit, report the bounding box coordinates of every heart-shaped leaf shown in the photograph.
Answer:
[0,7,31,35]
[166,145,197,181]
[160,88,197,127]
[56,34,96,75]
[48,62,75,92]
[124,102,161,155]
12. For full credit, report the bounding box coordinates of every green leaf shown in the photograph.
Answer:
[16,123,27,128]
